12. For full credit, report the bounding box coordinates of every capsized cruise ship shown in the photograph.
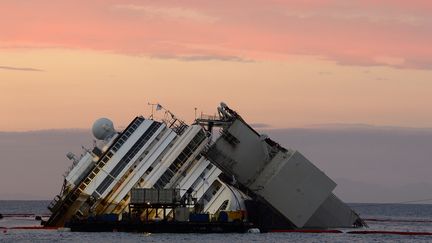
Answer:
[45,103,365,231]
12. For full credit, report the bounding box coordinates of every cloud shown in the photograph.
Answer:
[151,54,253,62]
[1,1,432,69]
[112,4,217,23]
[0,65,43,72]
[284,9,431,26]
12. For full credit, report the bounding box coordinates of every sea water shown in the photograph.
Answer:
[1,201,432,242]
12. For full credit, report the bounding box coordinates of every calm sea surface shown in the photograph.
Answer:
[1,200,432,242]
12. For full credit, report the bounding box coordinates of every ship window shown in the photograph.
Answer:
[153,130,206,189]
[109,122,161,179]
[95,176,115,195]
[215,184,221,191]
[95,122,161,195]
[217,200,229,212]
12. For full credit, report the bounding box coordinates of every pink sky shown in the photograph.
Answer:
[1,0,432,131]
[2,0,432,67]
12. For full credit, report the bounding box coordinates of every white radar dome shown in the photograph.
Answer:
[92,118,116,140]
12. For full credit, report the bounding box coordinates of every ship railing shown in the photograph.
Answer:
[161,116,188,135]
[199,113,220,121]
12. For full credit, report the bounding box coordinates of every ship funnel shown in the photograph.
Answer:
[92,118,116,140]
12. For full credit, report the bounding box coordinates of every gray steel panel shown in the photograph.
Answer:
[304,193,360,228]
[254,151,336,228]
[208,120,268,184]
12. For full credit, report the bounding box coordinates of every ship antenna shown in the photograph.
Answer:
[148,102,155,119]
[148,102,164,119]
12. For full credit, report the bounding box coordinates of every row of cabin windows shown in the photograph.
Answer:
[109,122,161,179]
[111,117,144,152]
[95,122,161,196]
[189,163,213,190]
[189,166,211,191]
[97,117,144,169]
[202,181,222,202]
[135,127,165,163]
[217,200,229,212]
[75,117,144,193]
[141,135,175,178]
[153,130,206,189]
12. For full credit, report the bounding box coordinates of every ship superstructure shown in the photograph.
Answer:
[200,103,364,229]
[45,103,364,231]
